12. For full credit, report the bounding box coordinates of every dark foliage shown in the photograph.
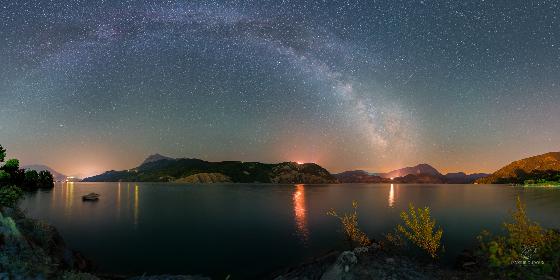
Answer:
[0,145,6,163]
[0,145,54,192]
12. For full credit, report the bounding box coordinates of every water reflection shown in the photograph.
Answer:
[117,182,122,219]
[134,185,139,226]
[65,182,74,214]
[293,184,309,243]
[388,184,395,207]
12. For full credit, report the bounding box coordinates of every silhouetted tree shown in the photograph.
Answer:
[0,145,5,162]
[0,170,10,186]
[24,169,39,189]
[2,158,20,174]
[38,170,54,188]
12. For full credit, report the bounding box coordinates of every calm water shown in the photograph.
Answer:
[20,183,560,279]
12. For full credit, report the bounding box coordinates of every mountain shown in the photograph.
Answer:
[22,164,67,181]
[335,166,488,184]
[444,172,489,184]
[141,153,174,165]
[476,152,560,184]
[392,173,446,184]
[83,156,338,184]
[379,164,442,178]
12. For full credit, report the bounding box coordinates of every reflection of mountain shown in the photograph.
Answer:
[335,166,489,184]
[22,164,67,181]
[476,152,560,184]
[84,155,337,184]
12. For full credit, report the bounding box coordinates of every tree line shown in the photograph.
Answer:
[0,144,54,196]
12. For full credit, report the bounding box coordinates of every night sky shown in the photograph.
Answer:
[1,0,559,178]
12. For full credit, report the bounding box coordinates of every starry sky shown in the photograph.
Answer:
[1,0,559,178]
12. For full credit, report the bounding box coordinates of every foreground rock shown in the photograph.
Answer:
[125,275,210,280]
[0,207,90,278]
[272,243,482,280]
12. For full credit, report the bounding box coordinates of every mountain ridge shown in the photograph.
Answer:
[335,164,488,184]
[84,155,337,184]
[377,163,442,178]
[476,152,560,184]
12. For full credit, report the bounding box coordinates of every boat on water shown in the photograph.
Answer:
[82,193,100,201]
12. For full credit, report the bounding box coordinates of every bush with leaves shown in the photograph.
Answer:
[477,196,560,278]
[0,170,10,185]
[327,200,371,248]
[394,203,443,258]
[0,185,24,208]
[2,159,19,173]
[24,170,39,189]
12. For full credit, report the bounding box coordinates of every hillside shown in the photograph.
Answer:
[83,156,337,184]
[333,170,390,183]
[378,164,442,178]
[476,152,560,184]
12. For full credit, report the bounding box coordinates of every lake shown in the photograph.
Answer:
[19,183,560,279]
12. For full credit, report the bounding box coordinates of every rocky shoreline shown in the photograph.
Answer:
[0,207,91,278]
[269,242,484,280]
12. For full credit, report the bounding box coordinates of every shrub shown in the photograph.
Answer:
[24,170,39,189]
[2,159,19,173]
[477,196,560,278]
[0,170,10,184]
[38,170,54,188]
[396,203,443,258]
[327,200,371,248]
[384,228,406,250]
[0,186,24,208]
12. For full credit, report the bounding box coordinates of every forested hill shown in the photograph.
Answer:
[476,152,560,184]
[83,155,337,184]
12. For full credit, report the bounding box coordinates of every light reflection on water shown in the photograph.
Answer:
[134,184,139,226]
[65,182,74,215]
[53,182,142,225]
[388,183,395,207]
[293,184,309,244]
